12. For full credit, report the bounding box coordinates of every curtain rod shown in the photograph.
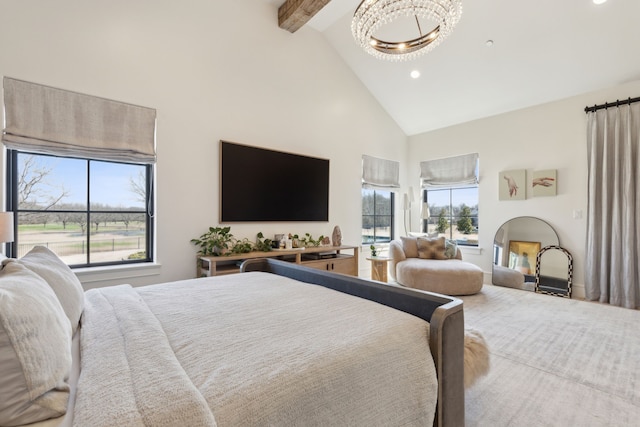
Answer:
[584,96,640,113]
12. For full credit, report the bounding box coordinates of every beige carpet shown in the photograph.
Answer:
[461,284,640,427]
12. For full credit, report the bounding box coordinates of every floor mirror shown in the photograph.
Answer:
[534,245,573,298]
[492,216,561,292]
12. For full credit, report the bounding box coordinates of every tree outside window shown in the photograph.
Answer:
[424,186,478,246]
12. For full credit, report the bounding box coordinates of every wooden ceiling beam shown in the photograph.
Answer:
[278,0,332,33]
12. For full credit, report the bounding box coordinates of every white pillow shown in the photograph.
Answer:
[0,261,72,425]
[13,246,84,334]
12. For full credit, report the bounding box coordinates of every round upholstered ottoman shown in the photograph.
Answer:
[396,258,484,296]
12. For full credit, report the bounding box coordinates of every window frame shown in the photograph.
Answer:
[422,185,478,247]
[361,188,395,245]
[6,149,154,268]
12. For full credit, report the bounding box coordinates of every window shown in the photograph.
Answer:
[423,186,478,246]
[7,150,153,267]
[362,189,394,244]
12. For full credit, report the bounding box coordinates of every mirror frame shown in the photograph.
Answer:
[534,245,573,298]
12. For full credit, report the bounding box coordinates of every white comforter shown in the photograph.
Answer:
[73,272,437,426]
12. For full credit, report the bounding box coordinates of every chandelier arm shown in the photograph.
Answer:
[410,0,423,37]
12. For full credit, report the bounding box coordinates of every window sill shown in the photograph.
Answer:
[73,262,162,285]
[459,246,482,255]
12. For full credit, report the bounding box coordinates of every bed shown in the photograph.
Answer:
[0,248,465,427]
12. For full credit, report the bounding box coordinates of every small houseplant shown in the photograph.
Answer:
[229,238,253,254]
[370,244,378,257]
[300,233,325,247]
[254,232,273,252]
[191,226,234,256]
[192,228,276,256]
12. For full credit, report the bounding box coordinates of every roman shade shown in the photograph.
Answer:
[420,153,479,188]
[362,154,400,190]
[2,77,156,163]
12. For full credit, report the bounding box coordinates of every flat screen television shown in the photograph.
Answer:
[220,140,329,222]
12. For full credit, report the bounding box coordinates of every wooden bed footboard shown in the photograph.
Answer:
[241,258,465,427]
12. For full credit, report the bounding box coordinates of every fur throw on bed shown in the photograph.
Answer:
[464,328,490,388]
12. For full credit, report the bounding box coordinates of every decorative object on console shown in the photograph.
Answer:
[351,0,463,62]
[331,225,342,246]
[499,169,526,200]
[532,169,557,197]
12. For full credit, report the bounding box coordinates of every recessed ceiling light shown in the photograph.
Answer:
[593,0,607,4]
[485,40,494,47]
[410,70,421,79]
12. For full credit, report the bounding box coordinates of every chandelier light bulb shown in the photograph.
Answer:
[352,0,463,62]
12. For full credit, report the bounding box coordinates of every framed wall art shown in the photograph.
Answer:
[499,169,526,201]
[532,169,557,197]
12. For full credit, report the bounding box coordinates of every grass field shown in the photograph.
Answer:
[17,221,147,263]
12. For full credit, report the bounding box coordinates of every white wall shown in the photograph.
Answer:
[0,0,408,287]
[407,79,640,298]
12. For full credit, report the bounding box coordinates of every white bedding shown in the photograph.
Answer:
[73,272,438,426]
[27,331,80,427]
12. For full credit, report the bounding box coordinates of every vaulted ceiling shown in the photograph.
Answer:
[267,0,640,136]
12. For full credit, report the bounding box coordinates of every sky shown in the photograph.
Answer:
[21,154,145,209]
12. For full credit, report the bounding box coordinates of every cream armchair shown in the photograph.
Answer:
[390,236,484,296]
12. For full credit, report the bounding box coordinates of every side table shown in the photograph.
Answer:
[366,256,389,282]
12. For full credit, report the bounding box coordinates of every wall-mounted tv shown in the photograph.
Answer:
[220,140,329,222]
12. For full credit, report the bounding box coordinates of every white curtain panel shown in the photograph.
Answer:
[420,153,479,188]
[586,103,640,308]
[2,77,156,164]
[361,154,400,190]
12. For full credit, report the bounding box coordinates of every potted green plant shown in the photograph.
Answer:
[230,238,253,254]
[300,233,325,247]
[191,226,234,256]
[370,244,378,257]
[254,232,273,252]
